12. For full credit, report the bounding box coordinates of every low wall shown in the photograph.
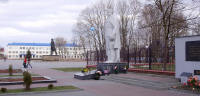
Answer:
[42,55,60,61]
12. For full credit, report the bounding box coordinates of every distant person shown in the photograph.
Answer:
[23,56,27,68]
[3,56,6,62]
[26,50,32,69]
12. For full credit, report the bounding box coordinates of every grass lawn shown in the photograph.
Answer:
[0,75,22,77]
[0,74,40,77]
[133,64,175,72]
[0,86,79,94]
[52,67,96,72]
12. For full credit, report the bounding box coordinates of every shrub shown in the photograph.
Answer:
[1,88,7,93]
[23,71,32,90]
[48,84,54,89]
[8,64,13,76]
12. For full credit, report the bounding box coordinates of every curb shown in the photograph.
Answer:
[0,76,57,85]
[0,88,83,96]
[169,88,200,95]
[128,69,175,76]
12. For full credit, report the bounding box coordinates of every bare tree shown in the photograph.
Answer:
[55,37,67,59]
[73,0,141,61]
[73,0,193,67]
[73,0,114,61]
[137,0,189,70]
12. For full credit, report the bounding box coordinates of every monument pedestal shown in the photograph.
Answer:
[97,62,129,74]
[42,55,60,61]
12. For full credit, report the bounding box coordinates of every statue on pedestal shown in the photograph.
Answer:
[104,9,121,63]
[50,38,57,55]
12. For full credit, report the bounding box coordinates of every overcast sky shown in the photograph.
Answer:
[0,0,97,47]
[0,0,198,47]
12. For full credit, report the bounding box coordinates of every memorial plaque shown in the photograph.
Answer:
[194,70,200,75]
[186,40,200,61]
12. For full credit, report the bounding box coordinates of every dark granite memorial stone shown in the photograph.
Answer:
[186,40,200,61]
[97,63,128,74]
[180,72,193,77]
[194,70,200,75]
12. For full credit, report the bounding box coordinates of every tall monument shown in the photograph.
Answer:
[104,5,121,63]
[97,1,128,74]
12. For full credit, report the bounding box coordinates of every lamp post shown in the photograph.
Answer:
[90,27,99,64]
[127,45,130,68]
[146,45,152,70]
[145,45,148,63]
[86,51,89,67]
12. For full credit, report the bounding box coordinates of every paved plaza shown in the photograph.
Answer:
[0,60,198,96]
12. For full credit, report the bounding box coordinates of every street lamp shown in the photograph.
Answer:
[90,27,99,64]
[146,45,152,70]
[86,51,89,67]
[145,45,148,63]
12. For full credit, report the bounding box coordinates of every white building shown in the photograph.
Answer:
[0,48,4,58]
[5,43,86,60]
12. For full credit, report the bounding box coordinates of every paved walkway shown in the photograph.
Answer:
[0,60,198,96]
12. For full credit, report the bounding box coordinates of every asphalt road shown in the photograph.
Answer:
[0,60,86,69]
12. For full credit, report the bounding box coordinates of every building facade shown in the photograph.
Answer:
[5,43,86,60]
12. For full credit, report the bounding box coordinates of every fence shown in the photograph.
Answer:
[86,46,175,72]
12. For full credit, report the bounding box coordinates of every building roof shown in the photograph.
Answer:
[7,43,78,47]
